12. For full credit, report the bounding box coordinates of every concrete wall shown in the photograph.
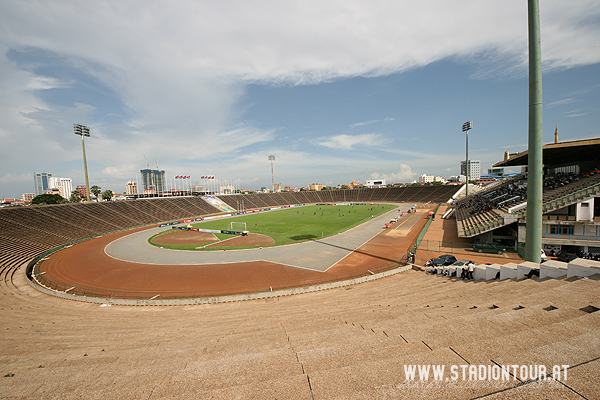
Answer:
[540,260,568,279]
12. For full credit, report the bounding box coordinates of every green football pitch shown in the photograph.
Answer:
[149,204,398,250]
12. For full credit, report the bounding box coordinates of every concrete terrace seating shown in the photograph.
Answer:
[2,185,598,397]
[0,197,221,276]
[1,263,599,398]
[216,185,460,211]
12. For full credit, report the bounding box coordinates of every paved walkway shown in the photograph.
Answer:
[105,204,415,272]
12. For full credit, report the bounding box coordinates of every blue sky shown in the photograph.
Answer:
[1,1,599,198]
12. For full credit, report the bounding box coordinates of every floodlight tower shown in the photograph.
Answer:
[462,121,473,197]
[74,124,91,202]
[268,155,275,191]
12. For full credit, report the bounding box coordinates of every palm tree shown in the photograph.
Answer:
[90,185,101,201]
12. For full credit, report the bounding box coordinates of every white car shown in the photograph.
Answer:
[541,249,547,263]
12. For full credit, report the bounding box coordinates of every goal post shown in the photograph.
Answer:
[230,221,247,232]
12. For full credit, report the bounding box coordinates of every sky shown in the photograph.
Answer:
[1,0,600,198]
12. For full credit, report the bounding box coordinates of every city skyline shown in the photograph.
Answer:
[1,1,599,198]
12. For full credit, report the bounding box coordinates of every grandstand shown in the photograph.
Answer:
[2,182,599,397]
[0,185,458,281]
[2,252,599,397]
[454,138,600,257]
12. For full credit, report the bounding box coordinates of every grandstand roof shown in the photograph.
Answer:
[493,137,600,168]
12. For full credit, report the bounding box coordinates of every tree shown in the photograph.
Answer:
[31,193,67,205]
[70,189,84,203]
[102,190,113,201]
[90,185,102,201]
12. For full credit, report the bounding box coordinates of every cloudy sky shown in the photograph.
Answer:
[1,0,599,198]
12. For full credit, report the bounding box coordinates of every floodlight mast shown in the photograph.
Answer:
[268,155,275,191]
[525,0,543,263]
[462,121,473,197]
[74,124,92,202]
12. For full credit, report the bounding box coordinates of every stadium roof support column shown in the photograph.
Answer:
[525,0,543,263]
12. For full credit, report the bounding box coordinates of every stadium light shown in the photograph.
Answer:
[74,124,92,202]
[462,121,473,197]
[268,155,275,192]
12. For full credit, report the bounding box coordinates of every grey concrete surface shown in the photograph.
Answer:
[105,203,415,271]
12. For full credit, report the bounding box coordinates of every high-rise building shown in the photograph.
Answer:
[460,160,481,181]
[125,181,138,195]
[140,169,165,194]
[48,177,73,199]
[33,172,52,196]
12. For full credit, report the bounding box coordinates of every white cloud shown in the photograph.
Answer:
[370,164,416,183]
[316,133,384,150]
[547,98,576,108]
[349,117,395,128]
[0,173,31,184]
[0,1,599,196]
[26,76,71,90]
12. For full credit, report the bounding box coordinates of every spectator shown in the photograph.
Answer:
[467,262,475,280]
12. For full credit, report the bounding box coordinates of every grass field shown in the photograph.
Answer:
[149,204,398,250]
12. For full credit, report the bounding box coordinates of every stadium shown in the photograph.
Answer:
[2,1,600,396]
[2,140,600,398]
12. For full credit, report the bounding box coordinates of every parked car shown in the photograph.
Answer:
[556,250,578,263]
[426,254,457,267]
[473,242,506,255]
[449,260,475,268]
[540,249,547,263]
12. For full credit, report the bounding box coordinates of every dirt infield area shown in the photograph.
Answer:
[150,230,276,247]
[37,208,434,299]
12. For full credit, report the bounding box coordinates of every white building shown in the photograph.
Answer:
[48,177,73,199]
[125,181,138,195]
[449,175,467,183]
[22,193,35,203]
[366,179,386,187]
[460,160,481,181]
[418,174,434,183]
